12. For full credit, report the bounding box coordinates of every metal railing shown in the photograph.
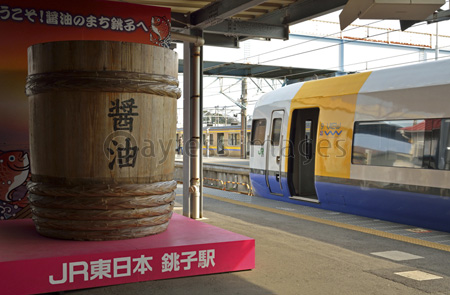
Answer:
[203,177,253,196]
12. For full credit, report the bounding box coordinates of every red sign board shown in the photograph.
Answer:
[0,0,171,70]
[0,0,172,220]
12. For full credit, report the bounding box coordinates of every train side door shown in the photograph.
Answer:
[217,133,224,155]
[288,108,319,201]
[265,110,284,195]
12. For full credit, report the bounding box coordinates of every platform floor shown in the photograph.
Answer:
[59,184,450,295]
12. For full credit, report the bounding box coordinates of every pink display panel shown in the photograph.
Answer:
[0,213,255,295]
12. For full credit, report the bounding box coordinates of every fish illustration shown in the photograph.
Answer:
[0,150,30,202]
[150,16,170,47]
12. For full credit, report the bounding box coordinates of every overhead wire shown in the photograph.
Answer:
[273,43,450,80]
[229,19,448,80]
[238,1,450,67]
[201,25,446,95]
[199,20,385,77]
[198,19,443,86]
[182,10,450,111]
[205,19,385,70]
[262,20,432,64]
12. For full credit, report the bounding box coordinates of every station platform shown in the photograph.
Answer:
[48,183,450,295]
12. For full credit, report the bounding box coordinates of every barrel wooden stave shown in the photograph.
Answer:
[27,41,179,240]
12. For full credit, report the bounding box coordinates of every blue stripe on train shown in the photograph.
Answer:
[250,173,322,206]
[250,173,450,232]
[316,181,450,233]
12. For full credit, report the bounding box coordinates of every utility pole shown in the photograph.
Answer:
[240,78,248,159]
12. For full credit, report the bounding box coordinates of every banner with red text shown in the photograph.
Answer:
[0,0,171,220]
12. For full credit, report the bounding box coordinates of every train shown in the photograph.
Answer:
[176,125,251,157]
[249,59,450,233]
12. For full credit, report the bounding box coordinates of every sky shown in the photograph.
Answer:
[174,2,450,127]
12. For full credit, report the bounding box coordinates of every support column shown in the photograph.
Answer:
[240,78,248,159]
[182,29,204,219]
[182,40,191,218]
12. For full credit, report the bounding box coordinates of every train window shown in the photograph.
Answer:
[251,119,266,146]
[228,133,240,146]
[271,118,282,146]
[422,119,442,169]
[436,119,450,170]
[352,118,450,170]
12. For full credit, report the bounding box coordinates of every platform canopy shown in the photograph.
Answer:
[117,0,450,43]
[179,60,337,83]
[117,0,349,48]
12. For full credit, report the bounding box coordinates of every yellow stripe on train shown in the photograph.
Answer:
[287,72,372,179]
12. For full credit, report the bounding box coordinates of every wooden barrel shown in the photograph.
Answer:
[26,41,180,240]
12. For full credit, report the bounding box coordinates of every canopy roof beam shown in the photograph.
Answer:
[190,0,269,28]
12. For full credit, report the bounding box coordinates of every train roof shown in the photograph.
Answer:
[359,58,450,94]
[254,82,303,108]
[254,58,450,109]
